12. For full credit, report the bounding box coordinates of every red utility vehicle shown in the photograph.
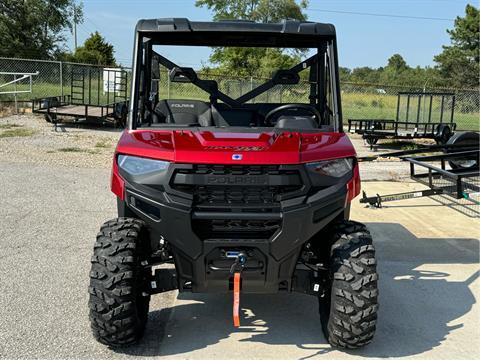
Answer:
[89,18,378,350]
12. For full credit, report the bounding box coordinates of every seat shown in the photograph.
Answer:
[153,100,213,126]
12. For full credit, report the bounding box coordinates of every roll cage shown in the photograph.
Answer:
[129,18,343,131]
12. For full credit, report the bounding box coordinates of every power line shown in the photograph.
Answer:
[84,17,103,32]
[308,8,455,21]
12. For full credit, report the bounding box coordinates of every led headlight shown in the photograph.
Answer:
[118,155,170,176]
[306,158,354,178]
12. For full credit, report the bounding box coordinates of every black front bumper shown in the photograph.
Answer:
[118,163,349,293]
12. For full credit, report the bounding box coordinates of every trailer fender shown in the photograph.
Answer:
[435,124,453,144]
[446,131,479,169]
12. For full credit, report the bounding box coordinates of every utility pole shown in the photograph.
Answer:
[72,1,83,51]
[74,21,77,51]
[73,4,79,51]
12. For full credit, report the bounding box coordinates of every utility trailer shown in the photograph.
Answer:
[348,92,457,147]
[360,144,480,216]
[32,66,129,128]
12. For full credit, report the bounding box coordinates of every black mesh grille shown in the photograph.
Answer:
[195,186,294,207]
[171,164,303,208]
[185,164,287,176]
[171,164,303,240]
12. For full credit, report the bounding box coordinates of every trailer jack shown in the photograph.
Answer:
[361,189,444,208]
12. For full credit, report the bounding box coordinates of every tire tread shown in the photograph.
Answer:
[321,220,379,349]
[88,217,149,347]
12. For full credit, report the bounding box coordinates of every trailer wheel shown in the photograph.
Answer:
[363,122,382,146]
[114,102,128,128]
[319,220,378,349]
[446,131,479,169]
[88,218,150,347]
[363,136,378,146]
[435,124,452,145]
[44,113,57,124]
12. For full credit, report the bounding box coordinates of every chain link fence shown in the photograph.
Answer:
[1,57,478,130]
[0,57,131,108]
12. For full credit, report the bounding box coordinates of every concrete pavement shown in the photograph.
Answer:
[155,182,479,359]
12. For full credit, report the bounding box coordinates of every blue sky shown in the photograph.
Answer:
[72,0,473,69]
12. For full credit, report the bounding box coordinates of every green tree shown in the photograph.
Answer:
[69,32,116,66]
[349,67,381,84]
[196,0,308,22]
[339,67,352,82]
[434,4,479,88]
[387,54,408,72]
[0,0,83,59]
[380,54,410,84]
[196,0,308,76]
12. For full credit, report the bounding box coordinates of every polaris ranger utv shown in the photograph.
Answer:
[89,18,378,349]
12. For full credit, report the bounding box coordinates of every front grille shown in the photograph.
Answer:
[184,164,288,176]
[194,186,297,207]
[171,164,304,240]
[171,164,303,208]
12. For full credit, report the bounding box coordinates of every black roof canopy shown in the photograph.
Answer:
[136,18,336,47]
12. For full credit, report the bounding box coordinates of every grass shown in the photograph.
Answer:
[95,139,112,148]
[58,147,84,152]
[0,124,23,129]
[57,147,99,154]
[0,127,35,138]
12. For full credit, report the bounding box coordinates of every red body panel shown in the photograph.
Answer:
[115,129,356,164]
[346,163,361,201]
[111,157,125,200]
[112,129,360,200]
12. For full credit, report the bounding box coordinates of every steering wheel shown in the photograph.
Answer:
[264,104,322,126]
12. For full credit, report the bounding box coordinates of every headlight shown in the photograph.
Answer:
[118,155,170,175]
[306,158,353,178]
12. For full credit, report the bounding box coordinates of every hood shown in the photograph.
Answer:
[116,129,356,164]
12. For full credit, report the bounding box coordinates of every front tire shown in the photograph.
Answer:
[319,221,379,349]
[88,218,150,347]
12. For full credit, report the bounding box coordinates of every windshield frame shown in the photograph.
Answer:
[128,30,343,132]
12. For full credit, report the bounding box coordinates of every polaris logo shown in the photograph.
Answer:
[207,176,268,185]
[170,103,194,108]
[232,154,243,160]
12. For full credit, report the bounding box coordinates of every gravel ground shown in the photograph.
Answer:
[0,114,121,168]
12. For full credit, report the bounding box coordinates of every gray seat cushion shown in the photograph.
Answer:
[153,100,212,126]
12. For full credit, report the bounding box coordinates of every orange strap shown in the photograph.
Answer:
[233,272,241,327]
